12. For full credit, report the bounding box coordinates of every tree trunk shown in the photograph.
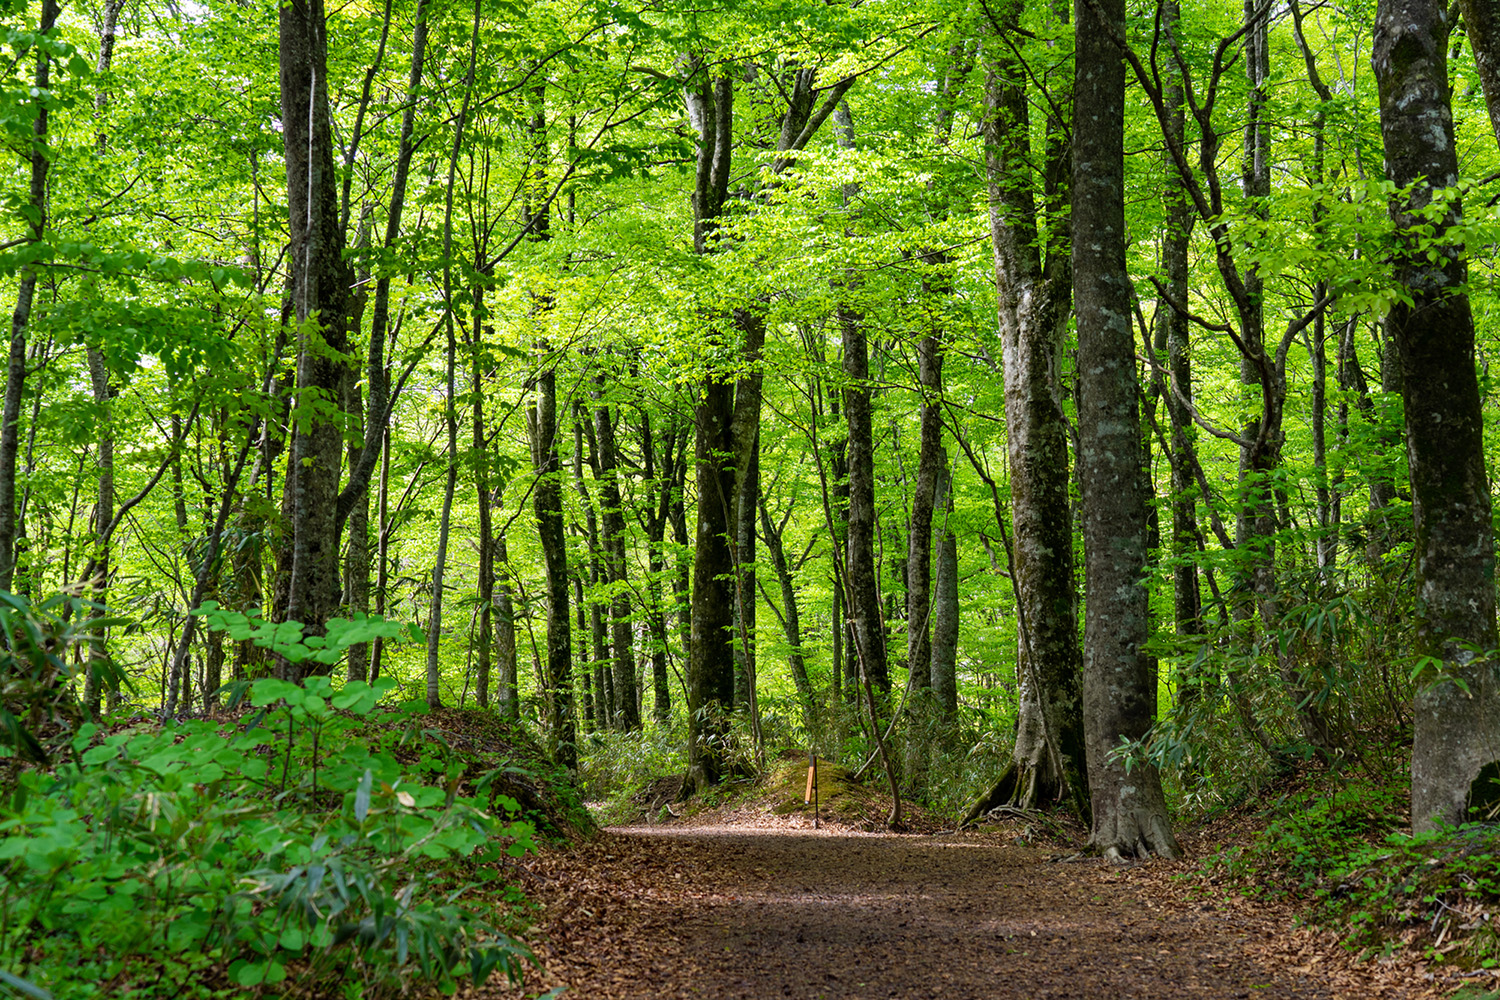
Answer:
[760,495,816,728]
[471,286,493,708]
[842,308,889,698]
[906,321,942,698]
[425,0,479,709]
[642,415,676,725]
[1459,0,1500,148]
[1074,0,1180,859]
[495,533,519,720]
[594,382,640,730]
[0,0,59,593]
[533,360,575,767]
[1374,0,1500,831]
[930,453,958,722]
[683,65,737,793]
[280,0,354,664]
[984,0,1089,817]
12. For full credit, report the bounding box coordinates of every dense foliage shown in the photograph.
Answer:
[0,0,1498,978]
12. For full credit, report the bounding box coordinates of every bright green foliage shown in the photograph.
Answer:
[0,611,537,999]
[1214,762,1500,968]
[0,591,129,763]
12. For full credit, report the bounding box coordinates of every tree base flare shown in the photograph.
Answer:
[1090,808,1181,862]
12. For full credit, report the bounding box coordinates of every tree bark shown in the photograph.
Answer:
[594,381,640,730]
[1374,0,1500,831]
[0,0,59,593]
[760,495,816,727]
[1458,0,1500,148]
[495,533,519,720]
[683,64,737,792]
[1074,0,1180,859]
[280,0,354,663]
[984,0,1089,817]
[425,0,480,709]
[906,315,942,697]
[533,358,575,767]
[930,453,958,722]
[471,286,493,708]
[842,307,889,698]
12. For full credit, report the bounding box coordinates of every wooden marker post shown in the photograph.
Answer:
[804,750,819,829]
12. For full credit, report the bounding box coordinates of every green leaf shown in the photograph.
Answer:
[354,768,373,822]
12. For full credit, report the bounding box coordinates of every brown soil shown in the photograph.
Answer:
[474,808,1454,1000]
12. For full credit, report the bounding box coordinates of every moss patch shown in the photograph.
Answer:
[767,757,872,821]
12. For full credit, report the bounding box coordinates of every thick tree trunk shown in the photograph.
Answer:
[1074,0,1180,859]
[688,376,735,786]
[280,0,354,663]
[683,65,737,792]
[984,0,1089,818]
[1458,0,1500,148]
[1374,0,1500,831]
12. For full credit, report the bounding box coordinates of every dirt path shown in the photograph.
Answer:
[480,821,1436,1000]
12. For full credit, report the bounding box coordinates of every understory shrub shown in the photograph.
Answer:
[0,607,538,999]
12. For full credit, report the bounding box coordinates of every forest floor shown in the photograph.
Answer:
[472,799,1468,1000]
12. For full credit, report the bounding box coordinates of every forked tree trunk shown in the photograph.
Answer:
[1374,0,1500,830]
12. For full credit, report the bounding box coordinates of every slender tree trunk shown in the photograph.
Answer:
[425,0,480,709]
[643,415,676,724]
[842,307,888,699]
[83,0,127,715]
[760,495,815,727]
[930,453,958,722]
[495,533,519,720]
[0,0,59,593]
[1374,0,1500,830]
[533,361,574,766]
[1074,0,1180,858]
[594,383,640,730]
[471,286,494,708]
[906,316,942,698]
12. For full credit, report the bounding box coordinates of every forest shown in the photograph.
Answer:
[1,0,1499,992]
